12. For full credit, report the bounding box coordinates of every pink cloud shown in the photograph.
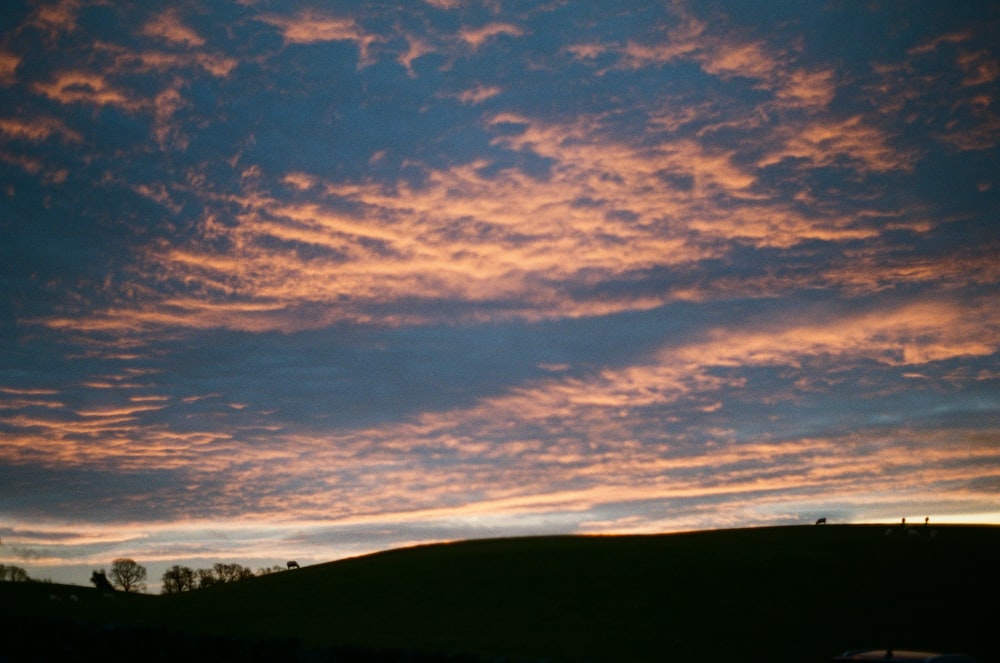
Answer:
[259,10,379,65]
[26,0,80,39]
[760,115,916,173]
[0,116,82,143]
[0,50,19,85]
[141,9,206,47]
[459,23,524,50]
[455,84,502,104]
[398,34,436,77]
[32,71,142,110]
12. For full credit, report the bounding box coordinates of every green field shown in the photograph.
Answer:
[3,525,998,662]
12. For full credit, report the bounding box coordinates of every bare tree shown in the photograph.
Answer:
[212,562,254,583]
[109,558,147,593]
[196,567,218,589]
[161,565,196,594]
[0,564,31,582]
[256,565,285,575]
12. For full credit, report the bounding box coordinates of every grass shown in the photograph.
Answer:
[3,525,998,662]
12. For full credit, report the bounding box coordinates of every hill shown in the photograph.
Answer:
[3,525,998,662]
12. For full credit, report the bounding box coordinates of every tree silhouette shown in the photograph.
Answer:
[212,562,254,583]
[0,564,31,582]
[196,567,218,589]
[90,570,114,592]
[109,558,147,593]
[256,565,285,575]
[160,565,196,594]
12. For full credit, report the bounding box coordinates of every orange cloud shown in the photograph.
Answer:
[957,50,1000,87]
[907,30,973,56]
[869,28,999,153]
[577,16,834,114]
[760,115,915,173]
[0,150,67,182]
[564,43,606,61]
[398,33,435,77]
[460,23,524,50]
[594,12,704,70]
[826,244,1000,294]
[260,10,379,65]
[32,71,142,110]
[777,68,837,108]
[696,34,839,114]
[39,96,952,336]
[670,299,999,369]
[112,49,239,78]
[0,50,19,85]
[141,9,205,47]
[26,0,80,39]
[699,40,777,80]
[0,116,82,143]
[455,84,502,104]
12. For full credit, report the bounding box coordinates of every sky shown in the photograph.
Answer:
[1,0,999,591]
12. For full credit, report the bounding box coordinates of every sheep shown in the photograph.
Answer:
[815,517,827,525]
[286,560,300,569]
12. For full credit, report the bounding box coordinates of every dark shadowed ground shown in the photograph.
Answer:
[2,525,997,663]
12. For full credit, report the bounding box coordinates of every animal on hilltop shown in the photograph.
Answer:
[815,517,827,525]
[286,560,300,569]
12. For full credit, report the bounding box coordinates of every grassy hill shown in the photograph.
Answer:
[3,525,998,662]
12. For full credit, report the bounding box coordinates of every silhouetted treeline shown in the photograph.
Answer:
[0,564,33,582]
[90,558,148,593]
[161,562,285,593]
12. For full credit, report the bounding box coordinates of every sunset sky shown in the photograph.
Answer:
[2,1,999,590]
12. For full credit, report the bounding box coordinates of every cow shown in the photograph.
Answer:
[286,561,300,570]
[815,517,827,525]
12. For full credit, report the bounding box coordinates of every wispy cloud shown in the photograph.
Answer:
[24,0,80,39]
[0,116,81,143]
[460,23,524,50]
[259,10,380,65]
[141,9,206,48]
[0,50,19,84]
[32,71,141,109]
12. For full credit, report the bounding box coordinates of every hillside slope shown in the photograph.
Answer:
[4,525,998,662]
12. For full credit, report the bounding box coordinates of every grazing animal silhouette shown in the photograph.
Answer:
[286,561,300,569]
[815,517,827,525]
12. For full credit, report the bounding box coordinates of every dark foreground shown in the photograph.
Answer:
[2,525,997,663]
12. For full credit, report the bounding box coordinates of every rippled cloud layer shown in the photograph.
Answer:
[2,1,998,587]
